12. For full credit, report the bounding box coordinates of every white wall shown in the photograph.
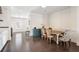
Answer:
[30,13,43,29]
[49,7,79,46]
[75,7,79,46]
[29,13,43,36]
[0,7,10,26]
[9,7,45,36]
[10,13,48,36]
[10,13,44,36]
[76,7,79,32]
[0,7,11,40]
[49,7,77,31]
[11,17,30,32]
[42,14,50,28]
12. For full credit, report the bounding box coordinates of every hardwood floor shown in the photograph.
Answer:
[2,32,79,52]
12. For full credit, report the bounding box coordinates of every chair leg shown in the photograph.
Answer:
[47,38,49,41]
[65,41,71,47]
[59,41,63,46]
[50,38,52,44]
[42,37,43,40]
[68,41,71,47]
[66,42,69,47]
[64,41,71,47]
[63,42,66,47]
[41,36,44,40]
[48,37,52,44]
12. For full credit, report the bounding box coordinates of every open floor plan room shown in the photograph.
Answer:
[2,32,79,52]
[0,6,79,52]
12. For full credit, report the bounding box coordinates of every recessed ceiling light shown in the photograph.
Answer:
[41,6,46,8]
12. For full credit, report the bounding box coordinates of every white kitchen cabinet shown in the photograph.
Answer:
[0,29,10,51]
[0,32,3,50]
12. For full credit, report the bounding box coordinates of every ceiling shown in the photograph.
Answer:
[9,6,70,16]
[31,6,70,15]
[9,6,38,15]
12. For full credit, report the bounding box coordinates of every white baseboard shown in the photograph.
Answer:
[71,38,79,46]
[76,42,79,46]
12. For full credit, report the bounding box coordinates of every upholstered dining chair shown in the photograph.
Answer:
[59,30,71,47]
[41,26,47,40]
[46,28,54,43]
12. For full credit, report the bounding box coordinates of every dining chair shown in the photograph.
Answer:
[41,26,47,40]
[46,28,54,43]
[59,30,71,47]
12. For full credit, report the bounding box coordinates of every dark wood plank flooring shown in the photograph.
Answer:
[2,32,79,52]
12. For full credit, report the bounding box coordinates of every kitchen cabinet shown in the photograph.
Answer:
[0,27,10,51]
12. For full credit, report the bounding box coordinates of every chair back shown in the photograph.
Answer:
[46,28,52,36]
[63,30,71,41]
[41,27,46,35]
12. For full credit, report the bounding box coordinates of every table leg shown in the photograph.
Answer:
[56,34,59,45]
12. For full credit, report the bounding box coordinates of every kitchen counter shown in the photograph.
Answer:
[0,26,10,51]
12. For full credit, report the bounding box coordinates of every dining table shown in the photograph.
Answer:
[51,30,64,45]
